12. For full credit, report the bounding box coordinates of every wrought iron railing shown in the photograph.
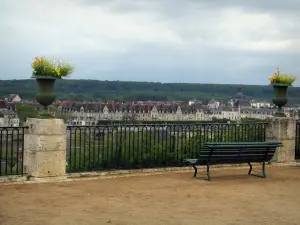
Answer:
[66,123,267,172]
[0,127,27,176]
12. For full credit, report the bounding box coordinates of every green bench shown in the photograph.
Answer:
[183,142,283,181]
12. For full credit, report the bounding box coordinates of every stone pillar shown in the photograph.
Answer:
[266,117,296,163]
[23,118,66,178]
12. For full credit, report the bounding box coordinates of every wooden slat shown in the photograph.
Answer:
[197,156,273,163]
[200,149,276,154]
[205,141,282,146]
[206,145,279,149]
[206,149,275,154]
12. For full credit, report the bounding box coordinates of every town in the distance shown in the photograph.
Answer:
[1,87,298,127]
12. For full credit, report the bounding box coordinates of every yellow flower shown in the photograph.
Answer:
[54,68,60,76]
[31,56,73,77]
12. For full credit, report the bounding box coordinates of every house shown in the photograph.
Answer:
[232,87,251,108]
[188,99,202,106]
[0,110,19,127]
[188,99,196,106]
[283,104,299,112]
[207,99,220,109]
[235,99,251,108]
[250,100,271,108]
[5,94,21,103]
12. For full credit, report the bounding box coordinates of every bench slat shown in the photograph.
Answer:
[199,149,276,155]
[198,153,274,158]
[200,147,276,151]
[205,145,280,148]
[205,142,282,145]
[200,149,275,152]
[184,156,274,164]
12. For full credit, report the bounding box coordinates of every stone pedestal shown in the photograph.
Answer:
[23,118,66,178]
[266,117,296,162]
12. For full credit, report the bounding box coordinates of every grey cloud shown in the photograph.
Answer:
[66,43,299,85]
[0,0,299,85]
[98,0,300,46]
[88,0,300,17]
[205,0,300,14]
[1,43,299,85]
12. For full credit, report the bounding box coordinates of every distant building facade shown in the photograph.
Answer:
[56,88,299,125]
[57,101,295,126]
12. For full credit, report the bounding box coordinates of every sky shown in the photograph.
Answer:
[0,0,299,85]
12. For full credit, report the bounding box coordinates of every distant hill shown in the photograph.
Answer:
[1,79,299,104]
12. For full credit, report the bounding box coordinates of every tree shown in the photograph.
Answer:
[16,104,38,124]
[2,79,300,103]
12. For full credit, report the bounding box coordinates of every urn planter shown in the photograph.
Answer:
[271,83,289,117]
[32,75,58,118]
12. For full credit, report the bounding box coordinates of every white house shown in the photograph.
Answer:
[0,110,19,127]
[5,94,21,103]
[207,99,220,109]
[250,100,271,108]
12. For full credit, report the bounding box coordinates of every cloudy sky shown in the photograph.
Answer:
[0,0,299,85]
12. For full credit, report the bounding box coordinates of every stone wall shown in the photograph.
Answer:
[20,117,296,179]
[266,117,296,162]
[23,118,66,178]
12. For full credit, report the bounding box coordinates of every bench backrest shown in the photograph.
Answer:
[198,142,282,164]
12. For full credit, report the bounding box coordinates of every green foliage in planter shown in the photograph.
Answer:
[269,68,296,86]
[31,56,74,78]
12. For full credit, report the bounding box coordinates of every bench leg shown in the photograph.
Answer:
[262,162,266,178]
[190,163,211,181]
[205,163,211,181]
[247,162,252,175]
[192,164,198,178]
[248,162,266,178]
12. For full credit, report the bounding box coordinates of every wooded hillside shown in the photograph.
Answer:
[1,79,299,104]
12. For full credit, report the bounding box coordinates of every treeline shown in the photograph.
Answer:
[1,79,300,103]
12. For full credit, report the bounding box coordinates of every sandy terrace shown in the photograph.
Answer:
[0,166,300,225]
